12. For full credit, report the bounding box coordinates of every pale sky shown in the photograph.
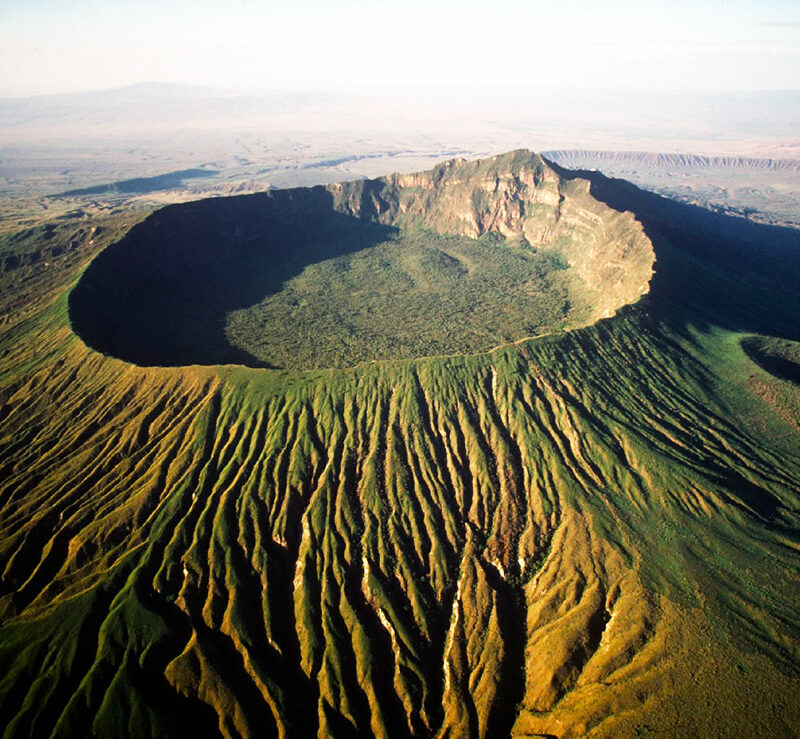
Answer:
[1,0,799,96]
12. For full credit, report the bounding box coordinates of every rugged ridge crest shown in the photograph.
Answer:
[327,150,654,320]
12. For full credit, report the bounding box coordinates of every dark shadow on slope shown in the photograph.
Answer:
[55,168,219,197]
[69,188,397,368]
[742,337,800,385]
[547,160,800,342]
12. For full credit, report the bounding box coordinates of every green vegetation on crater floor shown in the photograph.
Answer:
[225,229,582,369]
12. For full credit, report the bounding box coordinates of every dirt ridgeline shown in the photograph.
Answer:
[545,150,800,171]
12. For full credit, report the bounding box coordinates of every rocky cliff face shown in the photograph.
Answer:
[327,149,655,321]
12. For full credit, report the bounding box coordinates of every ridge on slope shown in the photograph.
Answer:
[68,150,654,369]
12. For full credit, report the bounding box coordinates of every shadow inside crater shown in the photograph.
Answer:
[741,337,800,385]
[69,187,397,368]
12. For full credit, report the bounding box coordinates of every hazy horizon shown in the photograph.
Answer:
[2,2,799,199]
[3,80,800,102]
[2,0,799,97]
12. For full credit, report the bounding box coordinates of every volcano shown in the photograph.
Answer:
[1,151,800,738]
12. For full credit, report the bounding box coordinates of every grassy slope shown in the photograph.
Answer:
[1,160,800,738]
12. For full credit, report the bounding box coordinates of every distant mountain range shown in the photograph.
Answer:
[1,83,799,143]
[545,150,800,171]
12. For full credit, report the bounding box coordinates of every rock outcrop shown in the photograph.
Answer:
[328,150,654,321]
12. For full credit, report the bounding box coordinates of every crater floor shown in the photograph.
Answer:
[224,229,584,369]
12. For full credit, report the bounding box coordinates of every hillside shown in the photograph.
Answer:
[1,151,800,738]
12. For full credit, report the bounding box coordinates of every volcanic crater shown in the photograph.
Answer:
[68,151,655,370]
